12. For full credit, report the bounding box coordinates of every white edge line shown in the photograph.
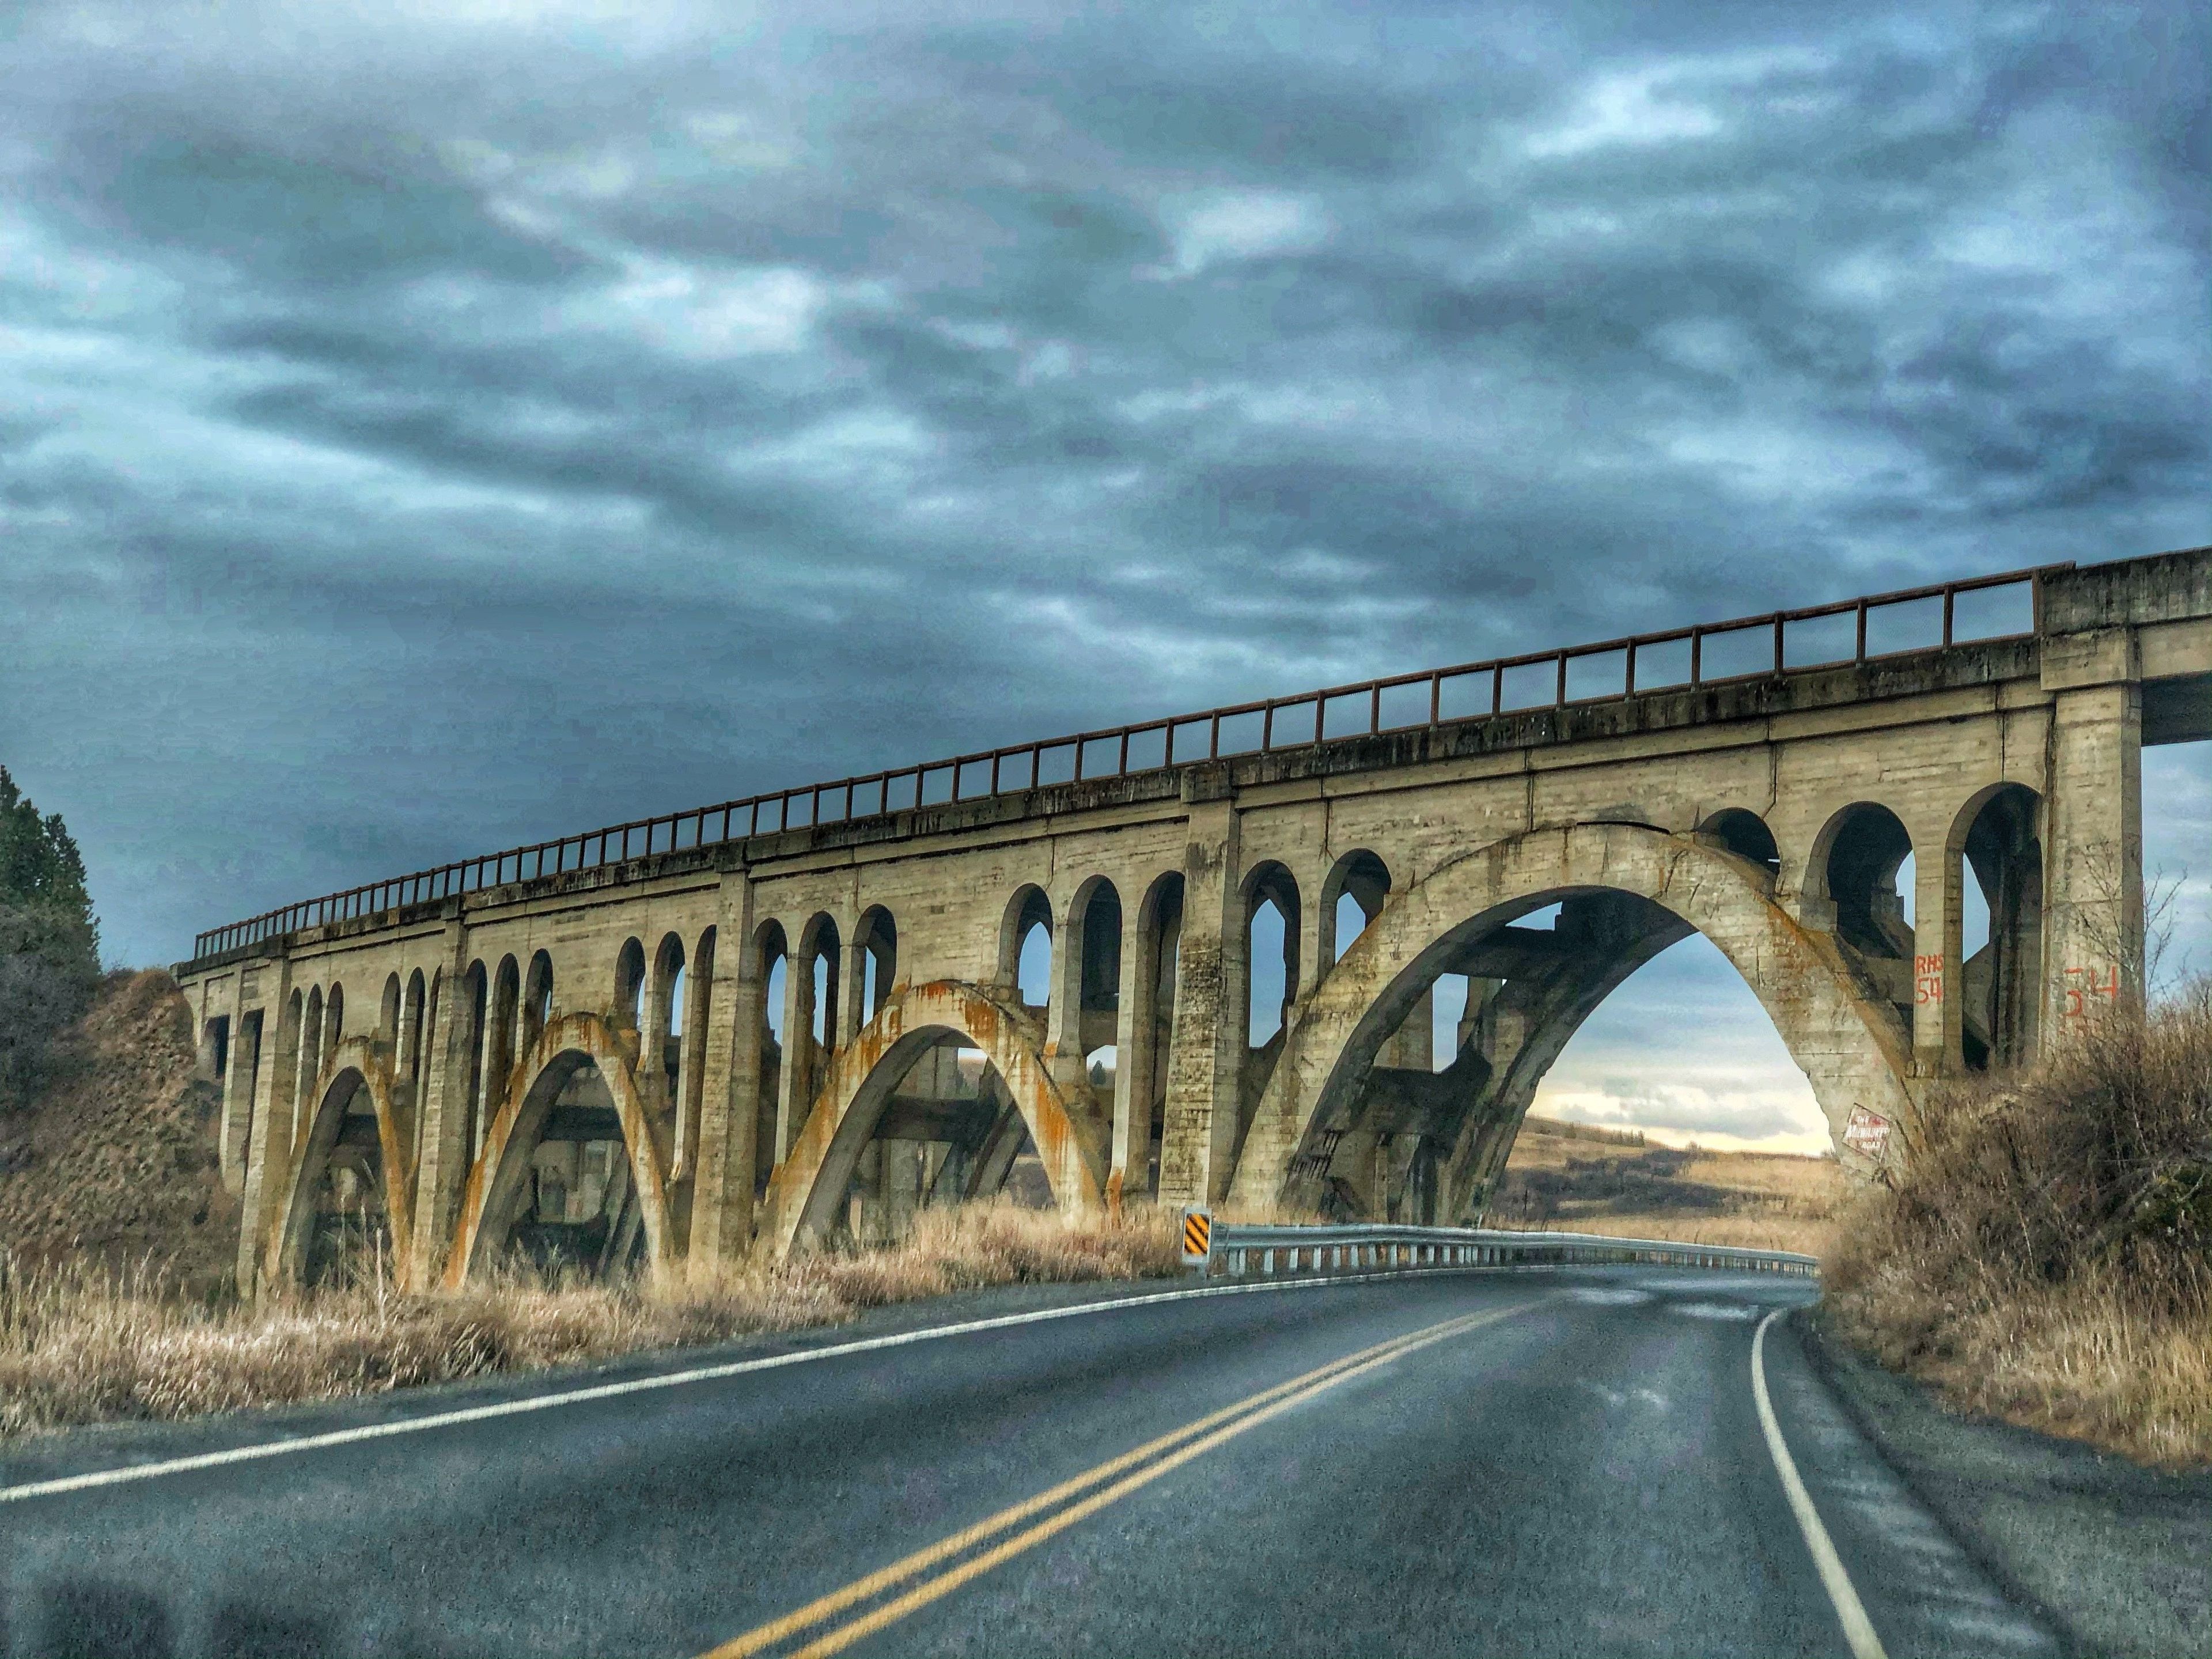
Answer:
[1752,1308,1888,1659]
[0,1264,1521,1505]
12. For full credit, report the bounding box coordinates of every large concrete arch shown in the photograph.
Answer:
[266,1037,416,1290]
[443,1012,674,1287]
[1228,822,1916,1210]
[757,980,1109,1257]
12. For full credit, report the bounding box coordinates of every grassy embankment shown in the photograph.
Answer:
[1825,983,2212,1468]
[1488,1116,1843,1257]
[0,972,1183,1442]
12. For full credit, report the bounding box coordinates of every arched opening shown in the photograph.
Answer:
[613,938,646,1031]
[402,969,427,1085]
[1816,802,1916,1027]
[1074,878,1123,1082]
[649,933,685,1114]
[1242,862,1301,1143]
[508,1058,645,1279]
[1321,850,1391,969]
[1955,784,2043,1070]
[790,915,842,1131]
[759,980,1110,1256]
[379,975,402,1047]
[836,1032,1052,1246]
[522,950,554,1055]
[1238,825,1906,1226]
[460,963,488,1166]
[756,921,790,1194]
[297,986,324,1141]
[283,1066,396,1290]
[675,926,714,1177]
[855,906,897,1020]
[1002,887,1054,1009]
[457,1035,662,1286]
[323,984,344,1054]
[487,955,521,1119]
[1128,872,1184,1196]
[1700,808,1781,878]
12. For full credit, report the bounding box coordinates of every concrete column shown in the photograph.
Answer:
[1159,791,1244,1206]
[2044,677,2145,1040]
[234,957,297,1299]
[690,872,762,1273]
[1108,903,1157,1207]
[1912,827,1963,1072]
[1045,897,1088,1100]
[408,918,475,1287]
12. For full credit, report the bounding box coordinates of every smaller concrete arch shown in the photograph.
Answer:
[297,985,325,1138]
[1063,874,1123,1030]
[757,980,1107,1257]
[445,1012,673,1287]
[1242,860,1302,1043]
[794,912,842,1047]
[1319,849,1392,970]
[379,974,403,1047]
[267,1037,416,1291]
[323,983,344,1051]
[1948,781,2046,1069]
[459,960,490,1164]
[522,950,554,1053]
[647,931,687,1118]
[402,968,428,1082]
[1698,808,1781,879]
[752,918,791,1193]
[613,938,646,1029]
[1000,886,1054,1007]
[854,905,898,1019]
[1808,801,1916,960]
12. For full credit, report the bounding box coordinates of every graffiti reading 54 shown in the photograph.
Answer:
[2062,963,2120,1020]
[1913,953,1944,1006]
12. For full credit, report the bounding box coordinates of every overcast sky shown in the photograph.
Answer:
[3,0,2205,1149]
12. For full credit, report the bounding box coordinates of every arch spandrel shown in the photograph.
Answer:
[757,980,1109,1258]
[266,1036,417,1291]
[442,1012,675,1288]
[1225,822,1915,1210]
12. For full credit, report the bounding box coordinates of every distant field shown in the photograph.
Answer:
[1487,1116,1842,1258]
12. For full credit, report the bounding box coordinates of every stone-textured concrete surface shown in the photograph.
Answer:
[168,550,2212,1290]
[0,1267,2070,1658]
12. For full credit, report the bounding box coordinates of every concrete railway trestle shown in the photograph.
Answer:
[173,548,2212,1296]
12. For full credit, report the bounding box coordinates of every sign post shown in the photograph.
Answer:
[1180,1207,1213,1271]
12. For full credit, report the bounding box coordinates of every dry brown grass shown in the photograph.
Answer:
[1826,981,2212,1468]
[1490,1131,1843,1257]
[0,1202,1184,1441]
[1495,1210,1838,1257]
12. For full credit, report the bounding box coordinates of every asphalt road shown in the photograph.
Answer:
[0,1267,2064,1658]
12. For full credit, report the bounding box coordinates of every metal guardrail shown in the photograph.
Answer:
[1205,1223,1819,1279]
[191,563,2054,962]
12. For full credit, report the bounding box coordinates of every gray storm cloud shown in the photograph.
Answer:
[2,1,2205,1111]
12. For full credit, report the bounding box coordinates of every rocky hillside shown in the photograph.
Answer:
[0,971,237,1298]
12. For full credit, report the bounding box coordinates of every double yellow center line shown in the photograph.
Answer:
[700,1298,1543,1659]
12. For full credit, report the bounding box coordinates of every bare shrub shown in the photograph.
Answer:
[1826,980,2212,1466]
[0,1200,1185,1442]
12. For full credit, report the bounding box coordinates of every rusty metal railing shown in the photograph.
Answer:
[188,564,2057,961]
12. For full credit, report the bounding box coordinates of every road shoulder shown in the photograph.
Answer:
[1804,1309,2212,1659]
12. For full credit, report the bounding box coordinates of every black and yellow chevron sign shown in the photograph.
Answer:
[1181,1209,1212,1263]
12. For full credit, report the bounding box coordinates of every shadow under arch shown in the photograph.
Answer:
[757,980,1108,1258]
[1225,821,1916,1213]
[266,1036,416,1291]
[443,1012,673,1288]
